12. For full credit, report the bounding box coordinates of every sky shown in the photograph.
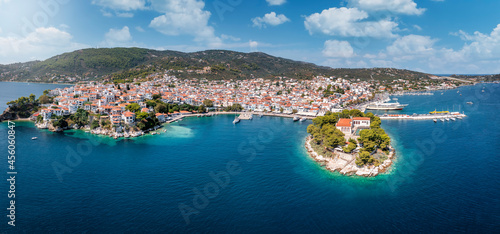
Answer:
[0,0,500,74]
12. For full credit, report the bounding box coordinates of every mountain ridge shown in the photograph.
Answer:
[0,47,432,83]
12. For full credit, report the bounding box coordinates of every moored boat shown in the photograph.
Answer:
[233,117,240,124]
[366,102,408,110]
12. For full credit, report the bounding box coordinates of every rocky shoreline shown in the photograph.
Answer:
[304,136,394,177]
[34,120,154,139]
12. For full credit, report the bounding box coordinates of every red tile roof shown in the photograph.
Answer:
[336,118,352,127]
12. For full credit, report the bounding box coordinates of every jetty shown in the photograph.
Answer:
[392,92,434,96]
[378,112,466,120]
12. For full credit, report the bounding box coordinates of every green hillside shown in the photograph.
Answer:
[0,48,432,83]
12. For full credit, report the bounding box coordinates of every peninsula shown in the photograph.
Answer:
[305,110,394,177]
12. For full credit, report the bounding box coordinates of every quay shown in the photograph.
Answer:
[378,113,466,120]
[164,111,315,123]
[392,92,434,96]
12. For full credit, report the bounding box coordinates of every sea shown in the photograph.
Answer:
[0,82,499,233]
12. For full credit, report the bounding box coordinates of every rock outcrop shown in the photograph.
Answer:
[305,136,395,177]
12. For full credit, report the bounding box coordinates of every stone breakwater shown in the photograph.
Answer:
[304,136,394,177]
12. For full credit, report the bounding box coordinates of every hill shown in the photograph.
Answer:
[0,48,432,83]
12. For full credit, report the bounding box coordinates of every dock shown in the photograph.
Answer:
[378,113,466,120]
[238,113,253,120]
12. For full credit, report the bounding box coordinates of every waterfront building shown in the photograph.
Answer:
[336,118,353,134]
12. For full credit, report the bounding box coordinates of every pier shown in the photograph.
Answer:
[392,92,434,96]
[378,113,466,120]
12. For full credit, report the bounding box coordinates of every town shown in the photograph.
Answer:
[20,73,465,138]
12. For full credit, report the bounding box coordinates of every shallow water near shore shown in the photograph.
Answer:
[0,83,499,232]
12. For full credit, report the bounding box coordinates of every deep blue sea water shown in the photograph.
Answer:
[0,82,499,232]
[0,82,72,112]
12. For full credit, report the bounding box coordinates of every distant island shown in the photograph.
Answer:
[305,110,394,177]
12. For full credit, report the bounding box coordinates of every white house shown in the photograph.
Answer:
[155,113,166,123]
[336,118,353,134]
[352,117,371,128]
[122,111,136,124]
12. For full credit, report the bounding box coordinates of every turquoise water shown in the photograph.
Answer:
[0,83,499,232]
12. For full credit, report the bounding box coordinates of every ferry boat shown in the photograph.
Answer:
[293,116,300,121]
[366,102,408,110]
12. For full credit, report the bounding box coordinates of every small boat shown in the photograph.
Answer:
[466,102,473,105]
[441,93,444,95]
[457,91,460,93]
[482,90,485,93]
[440,119,445,122]
[293,116,300,122]
[457,116,463,120]
[31,137,38,140]
[451,118,456,121]
[233,117,240,124]
[259,114,263,118]
[433,119,437,123]
[300,118,307,122]
[164,130,167,132]
[445,118,450,121]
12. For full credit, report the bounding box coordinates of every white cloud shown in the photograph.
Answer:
[349,0,425,15]
[387,34,436,58]
[92,0,146,11]
[221,34,240,42]
[249,40,258,50]
[102,26,132,47]
[0,27,2,34]
[304,7,398,38]
[266,0,286,6]
[322,40,355,58]
[413,25,422,31]
[135,26,145,32]
[0,27,87,64]
[0,0,11,6]
[455,24,500,59]
[149,0,221,46]
[252,12,290,28]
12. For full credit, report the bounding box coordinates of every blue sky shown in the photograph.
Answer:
[1,0,499,74]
